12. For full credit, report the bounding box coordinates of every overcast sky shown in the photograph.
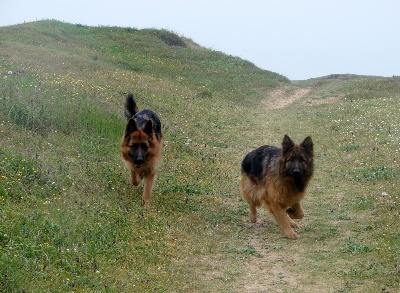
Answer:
[1,0,399,80]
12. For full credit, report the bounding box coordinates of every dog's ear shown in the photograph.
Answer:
[300,136,314,156]
[125,119,138,136]
[143,119,153,136]
[124,93,139,119]
[282,134,295,153]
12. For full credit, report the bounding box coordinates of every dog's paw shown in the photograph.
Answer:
[284,229,299,240]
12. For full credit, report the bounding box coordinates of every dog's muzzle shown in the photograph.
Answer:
[290,168,303,177]
[134,157,145,169]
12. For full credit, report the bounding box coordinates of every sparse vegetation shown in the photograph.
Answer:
[0,20,399,292]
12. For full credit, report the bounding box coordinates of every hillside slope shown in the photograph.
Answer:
[1,20,288,105]
[1,20,399,292]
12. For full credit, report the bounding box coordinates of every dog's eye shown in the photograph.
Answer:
[130,143,148,151]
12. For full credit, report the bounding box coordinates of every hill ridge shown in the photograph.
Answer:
[0,19,289,105]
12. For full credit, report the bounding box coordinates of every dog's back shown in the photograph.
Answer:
[241,145,280,184]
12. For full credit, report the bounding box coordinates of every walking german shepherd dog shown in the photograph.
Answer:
[121,93,163,207]
[239,135,314,239]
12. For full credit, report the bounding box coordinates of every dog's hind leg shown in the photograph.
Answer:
[286,202,304,219]
[142,172,157,207]
[249,204,257,223]
[239,177,258,222]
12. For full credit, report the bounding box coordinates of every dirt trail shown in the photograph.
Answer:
[261,86,341,109]
[232,214,326,293]
[261,87,311,109]
[229,210,342,293]
[230,88,312,292]
[240,232,301,292]
[231,87,341,292]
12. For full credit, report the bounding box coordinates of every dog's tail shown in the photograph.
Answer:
[124,93,139,119]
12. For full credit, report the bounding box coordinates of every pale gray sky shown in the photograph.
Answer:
[1,0,399,80]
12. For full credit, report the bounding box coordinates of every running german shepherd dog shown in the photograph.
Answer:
[239,135,314,239]
[121,93,163,207]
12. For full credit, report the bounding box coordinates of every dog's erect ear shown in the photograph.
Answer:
[300,136,314,156]
[125,119,138,136]
[143,119,153,136]
[282,134,295,153]
[124,93,139,119]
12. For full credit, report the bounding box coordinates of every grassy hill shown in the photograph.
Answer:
[1,20,399,292]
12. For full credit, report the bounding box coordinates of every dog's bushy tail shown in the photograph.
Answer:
[124,93,139,119]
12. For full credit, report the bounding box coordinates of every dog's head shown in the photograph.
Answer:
[123,118,154,168]
[281,135,314,178]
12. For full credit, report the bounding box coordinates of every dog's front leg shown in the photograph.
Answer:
[142,172,157,207]
[130,170,142,186]
[269,203,298,239]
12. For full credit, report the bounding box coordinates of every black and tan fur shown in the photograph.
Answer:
[121,93,162,207]
[239,135,314,239]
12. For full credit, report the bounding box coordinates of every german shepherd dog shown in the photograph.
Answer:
[121,93,162,207]
[239,135,314,239]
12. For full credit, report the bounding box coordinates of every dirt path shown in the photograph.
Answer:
[231,208,340,293]
[231,87,312,292]
[261,86,342,109]
[261,87,311,109]
[232,214,330,293]
[231,87,341,292]
[240,229,301,292]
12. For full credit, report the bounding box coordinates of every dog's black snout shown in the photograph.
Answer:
[291,168,302,176]
[134,156,145,165]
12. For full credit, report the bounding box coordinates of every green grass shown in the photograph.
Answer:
[1,20,400,292]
